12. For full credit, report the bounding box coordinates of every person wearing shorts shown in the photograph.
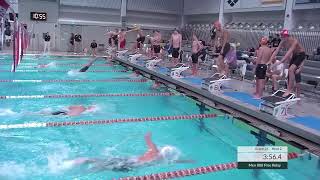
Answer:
[136,29,145,49]
[212,21,230,75]
[170,29,182,64]
[266,56,284,92]
[254,37,272,99]
[149,30,162,58]
[294,61,304,100]
[191,33,202,76]
[118,28,140,50]
[271,29,306,97]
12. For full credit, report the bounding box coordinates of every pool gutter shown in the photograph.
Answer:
[114,57,320,156]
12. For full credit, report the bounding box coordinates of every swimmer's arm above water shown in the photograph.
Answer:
[145,132,158,152]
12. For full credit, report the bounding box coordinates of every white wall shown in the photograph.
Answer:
[59,6,121,24]
[293,9,320,27]
[60,0,121,9]
[18,0,59,51]
[224,0,285,12]
[184,14,219,24]
[184,0,220,15]
[126,11,181,29]
[126,0,183,28]
[224,11,285,24]
[127,0,183,14]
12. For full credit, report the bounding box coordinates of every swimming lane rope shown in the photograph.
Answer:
[118,152,300,180]
[0,113,217,130]
[0,79,148,83]
[0,70,127,73]
[0,92,175,100]
[0,63,113,66]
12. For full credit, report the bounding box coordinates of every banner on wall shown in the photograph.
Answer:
[226,0,240,8]
[0,0,9,18]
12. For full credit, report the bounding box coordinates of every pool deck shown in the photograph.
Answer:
[1,51,320,155]
[112,55,320,155]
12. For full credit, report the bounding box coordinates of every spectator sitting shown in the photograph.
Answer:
[266,56,284,92]
[224,43,237,76]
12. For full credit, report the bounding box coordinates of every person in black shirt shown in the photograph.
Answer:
[74,33,82,53]
[210,25,216,47]
[90,40,98,56]
[271,34,281,49]
[69,33,75,52]
[43,32,51,54]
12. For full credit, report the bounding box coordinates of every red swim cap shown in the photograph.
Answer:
[260,37,268,45]
[280,29,289,37]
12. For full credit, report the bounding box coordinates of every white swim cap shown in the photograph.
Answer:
[159,146,180,162]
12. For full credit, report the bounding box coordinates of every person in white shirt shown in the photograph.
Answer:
[267,56,284,91]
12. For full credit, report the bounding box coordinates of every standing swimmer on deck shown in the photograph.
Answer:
[63,132,194,172]
[253,37,273,99]
[271,29,306,97]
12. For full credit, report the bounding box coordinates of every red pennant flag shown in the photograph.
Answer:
[0,0,9,18]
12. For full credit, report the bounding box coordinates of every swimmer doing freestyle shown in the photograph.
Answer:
[43,105,97,116]
[64,132,194,172]
[79,58,99,72]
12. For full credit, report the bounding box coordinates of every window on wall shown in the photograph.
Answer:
[296,0,320,4]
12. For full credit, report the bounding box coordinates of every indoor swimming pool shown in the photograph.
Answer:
[0,55,319,180]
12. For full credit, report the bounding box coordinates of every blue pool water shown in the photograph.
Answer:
[0,55,319,180]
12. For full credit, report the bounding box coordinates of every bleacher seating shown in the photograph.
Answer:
[181,22,320,95]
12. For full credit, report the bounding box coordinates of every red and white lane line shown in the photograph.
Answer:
[0,92,175,100]
[0,79,148,83]
[118,152,300,180]
[0,63,113,66]
[0,114,217,130]
[0,70,127,73]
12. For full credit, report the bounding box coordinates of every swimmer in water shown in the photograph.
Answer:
[37,62,56,68]
[79,58,99,72]
[64,132,194,172]
[44,105,97,116]
[0,108,16,116]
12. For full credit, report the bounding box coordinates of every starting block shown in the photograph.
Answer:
[259,89,300,119]
[128,54,143,63]
[146,58,162,69]
[169,63,190,79]
[202,73,230,94]
[116,50,129,58]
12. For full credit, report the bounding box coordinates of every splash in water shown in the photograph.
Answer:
[47,144,73,173]
[0,109,17,116]
[67,70,84,77]
[0,161,27,179]
[159,145,181,163]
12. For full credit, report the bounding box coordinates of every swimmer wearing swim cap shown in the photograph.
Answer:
[43,105,97,116]
[270,29,306,97]
[64,132,194,172]
[253,36,273,99]
[79,58,99,72]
